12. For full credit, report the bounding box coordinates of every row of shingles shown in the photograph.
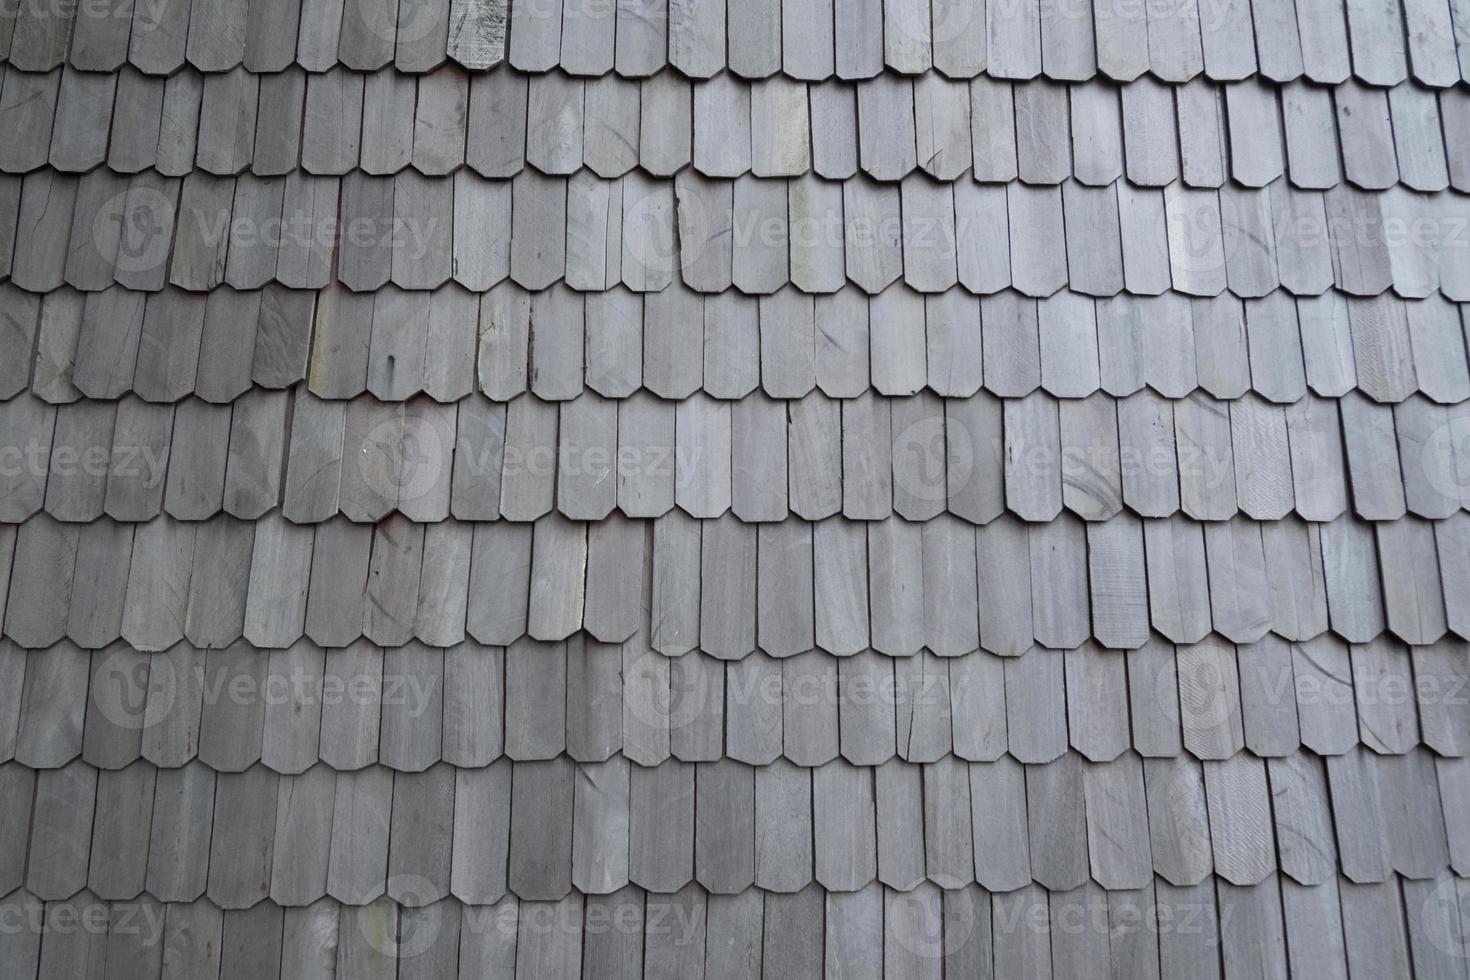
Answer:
[0,502,1463,656]
[11,166,1469,302]
[11,280,1470,409]
[7,370,1470,529]
[0,511,606,652]
[1,621,1464,776]
[6,90,1467,295]
[6,0,1468,89]
[0,744,1458,912]
[8,57,1470,196]
[4,872,1470,980]
[0,285,315,407]
[0,367,1463,646]
[299,173,1470,301]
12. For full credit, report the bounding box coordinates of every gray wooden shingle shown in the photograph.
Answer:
[1416,641,1470,757]
[1063,629,1133,746]
[842,177,903,292]
[502,637,567,762]
[5,517,78,650]
[451,760,511,904]
[725,651,781,766]
[196,645,268,771]
[1282,82,1342,189]
[27,761,96,899]
[969,756,1031,891]
[50,69,115,174]
[80,646,144,768]
[1262,518,1330,641]
[1144,755,1213,885]
[873,757,924,889]
[583,76,640,178]
[1004,392,1062,521]
[1339,390,1407,519]
[1007,184,1067,297]
[787,394,841,520]
[975,515,1033,656]
[1143,517,1210,644]
[1176,639,1245,760]
[1039,0,1093,79]
[1003,649,1067,763]
[207,766,279,909]
[1014,81,1070,184]
[508,757,576,900]
[1287,635,1358,755]
[1025,752,1089,890]
[1325,186,1393,296]
[838,651,897,765]
[1225,81,1283,187]
[920,515,978,656]
[259,644,325,775]
[650,511,701,656]
[1027,513,1087,650]
[753,520,813,657]
[1231,645,1305,761]
[1087,516,1148,649]
[143,762,215,902]
[1328,753,1397,887]
[1266,751,1338,886]
[1083,752,1152,889]
[1056,390,1121,515]
[1350,637,1420,755]
[1377,517,1448,644]
[447,0,509,68]
[894,650,952,762]
[1282,394,1347,521]
[867,517,923,655]
[1204,752,1276,884]
[0,69,60,176]
[268,764,335,906]
[1228,396,1287,520]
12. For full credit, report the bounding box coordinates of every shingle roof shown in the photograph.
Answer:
[2,0,1470,975]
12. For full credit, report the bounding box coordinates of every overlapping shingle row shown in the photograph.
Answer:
[2,635,1466,771]
[10,285,1470,404]
[0,747,1463,903]
[7,387,1470,526]
[3,0,1468,974]
[7,65,1470,191]
[0,511,1465,651]
[3,0,1467,87]
[7,169,1469,297]
[6,872,1467,980]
